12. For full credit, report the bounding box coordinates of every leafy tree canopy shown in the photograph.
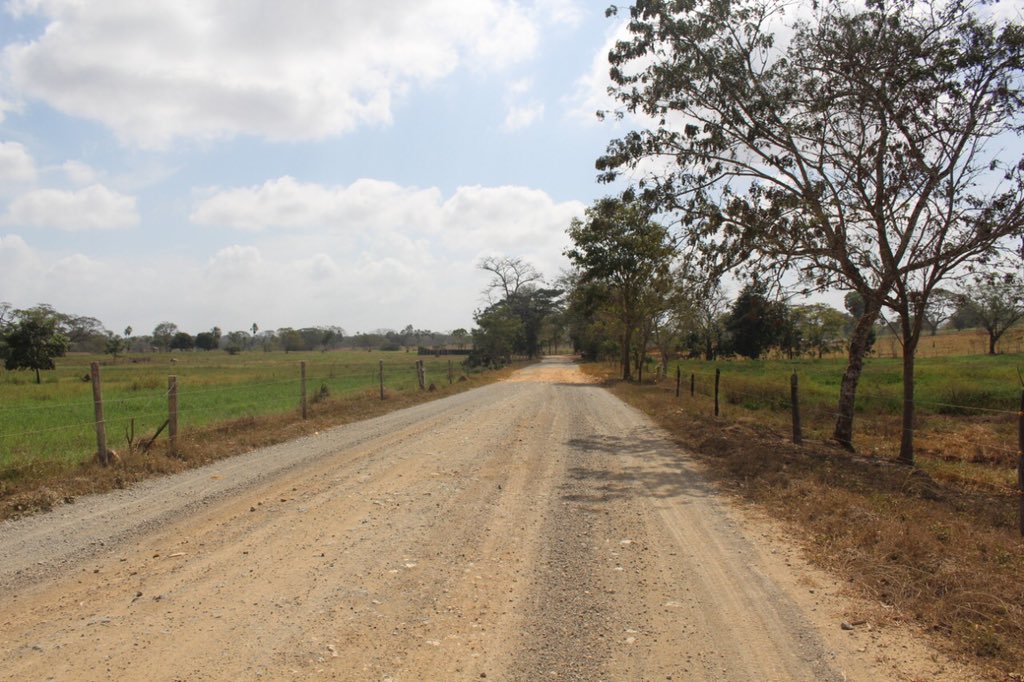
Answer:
[1,307,71,383]
[598,0,1024,460]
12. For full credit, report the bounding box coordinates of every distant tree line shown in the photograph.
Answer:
[0,301,477,383]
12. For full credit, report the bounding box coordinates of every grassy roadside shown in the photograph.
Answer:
[0,360,527,521]
[0,351,469,468]
[582,363,1024,679]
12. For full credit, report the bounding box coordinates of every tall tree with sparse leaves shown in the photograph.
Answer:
[599,0,1024,462]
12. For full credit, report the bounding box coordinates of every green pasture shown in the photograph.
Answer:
[671,353,1021,417]
[0,350,465,468]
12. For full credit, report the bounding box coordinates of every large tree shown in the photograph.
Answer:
[792,303,850,359]
[599,0,1024,462]
[476,257,562,360]
[169,331,195,351]
[566,197,676,381]
[1,307,70,383]
[151,322,178,352]
[723,282,788,359]
[470,305,523,367]
[959,271,1024,354]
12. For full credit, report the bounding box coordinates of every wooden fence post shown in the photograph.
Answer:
[90,362,108,465]
[791,372,803,445]
[714,368,721,417]
[300,361,308,420]
[168,375,178,457]
[1018,388,1023,537]
[449,360,453,385]
[690,373,695,397]
[675,366,681,398]
[379,360,385,401]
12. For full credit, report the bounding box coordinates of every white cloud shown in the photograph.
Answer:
[190,178,583,322]
[191,176,442,232]
[207,245,263,277]
[508,78,534,96]
[0,233,38,277]
[3,0,541,148]
[437,185,582,273]
[532,0,585,26]
[5,184,139,230]
[565,20,630,125]
[503,102,545,131]
[192,178,582,258]
[62,160,98,185]
[502,77,543,132]
[0,141,36,183]
[0,177,584,333]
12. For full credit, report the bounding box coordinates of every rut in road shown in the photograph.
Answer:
[0,359,842,681]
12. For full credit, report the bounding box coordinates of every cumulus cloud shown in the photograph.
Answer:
[62,160,99,185]
[0,233,38,275]
[0,177,584,334]
[191,177,583,320]
[192,177,582,257]
[0,141,36,183]
[191,177,442,232]
[5,184,139,230]
[3,0,542,147]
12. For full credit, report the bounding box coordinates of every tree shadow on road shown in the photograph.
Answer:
[562,432,716,505]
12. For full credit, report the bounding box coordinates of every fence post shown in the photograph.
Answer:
[379,360,385,401]
[675,366,681,398]
[791,372,803,445]
[90,362,108,465]
[449,360,453,385]
[690,373,695,397]
[168,375,178,457]
[300,361,308,420]
[1018,388,1023,537]
[714,368,721,417]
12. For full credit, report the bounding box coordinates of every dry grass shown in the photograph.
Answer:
[0,364,523,521]
[583,364,1024,679]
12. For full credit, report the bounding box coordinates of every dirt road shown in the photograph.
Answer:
[0,359,963,680]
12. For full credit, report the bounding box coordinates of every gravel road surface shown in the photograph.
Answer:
[0,359,965,681]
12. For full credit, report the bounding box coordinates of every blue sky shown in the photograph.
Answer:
[0,0,629,336]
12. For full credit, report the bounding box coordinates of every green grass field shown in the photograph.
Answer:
[673,353,1020,416]
[658,351,1022,473]
[0,350,465,469]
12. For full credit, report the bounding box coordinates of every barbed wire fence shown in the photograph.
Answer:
[656,362,1024,535]
[0,358,459,468]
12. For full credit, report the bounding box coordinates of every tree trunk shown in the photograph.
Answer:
[988,332,997,355]
[833,302,880,450]
[35,367,41,384]
[621,328,633,381]
[898,337,917,464]
[898,315,921,465]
